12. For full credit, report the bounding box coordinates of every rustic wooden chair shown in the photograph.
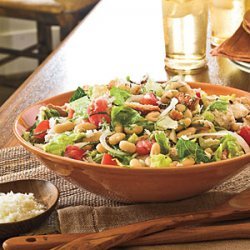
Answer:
[0,0,99,66]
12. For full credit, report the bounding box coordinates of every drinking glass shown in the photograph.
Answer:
[162,0,208,74]
[209,0,247,47]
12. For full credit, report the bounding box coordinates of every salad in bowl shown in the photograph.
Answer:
[22,76,250,168]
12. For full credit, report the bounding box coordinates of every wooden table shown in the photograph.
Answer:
[0,0,249,149]
[0,2,250,249]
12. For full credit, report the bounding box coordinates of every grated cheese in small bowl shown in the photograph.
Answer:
[0,191,46,223]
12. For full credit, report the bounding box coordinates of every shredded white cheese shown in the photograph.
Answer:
[0,192,46,223]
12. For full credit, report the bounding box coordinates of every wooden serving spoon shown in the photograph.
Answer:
[3,188,250,250]
[3,221,250,250]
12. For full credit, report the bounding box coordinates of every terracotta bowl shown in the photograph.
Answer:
[14,83,250,203]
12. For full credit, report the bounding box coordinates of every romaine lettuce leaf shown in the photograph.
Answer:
[111,106,154,130]
[70,87,87,102]
[110,87,131,105]
[144,80,163,97]
[155,132,170,154]
[202,111,214,122]
[68,96,90,116]
[44,133,85,156]
[208,100,228,111]
[136,120,154,131]
[109,152,132,166]
[155,116,178,130]
[219,95,235,102]
[199,137,220,150]
[176,138,211,163]
[214,134,244,160]
[37,106,60,122]
[150,154,172,168]
[111,106,143,127]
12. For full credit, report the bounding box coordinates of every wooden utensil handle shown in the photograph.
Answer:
[52,207,250,250]
[2,234,84,250]
[3,222,250,250]
[126,222,250,246]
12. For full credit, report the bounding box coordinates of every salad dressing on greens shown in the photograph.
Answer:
[23,76,250,168]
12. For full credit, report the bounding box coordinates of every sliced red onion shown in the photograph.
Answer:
[100,130,128,156]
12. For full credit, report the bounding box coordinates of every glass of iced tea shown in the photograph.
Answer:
[162,0,208,74]
[210,0,247,46]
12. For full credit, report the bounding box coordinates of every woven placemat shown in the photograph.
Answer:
[0,146,121,234]
[0,146,249,238]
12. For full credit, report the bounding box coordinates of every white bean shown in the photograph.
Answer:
[108,133,126,145]
[119,141,136,153]
[177,127,196,138]
[129,159,145,168]
[150,143,161,156]
[54,121,75,133]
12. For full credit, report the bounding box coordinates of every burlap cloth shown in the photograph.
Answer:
[1,146,250,249]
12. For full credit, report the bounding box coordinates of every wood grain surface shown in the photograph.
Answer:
[0,0,249,149]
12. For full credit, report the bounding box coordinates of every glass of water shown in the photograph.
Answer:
[162,0,208,74]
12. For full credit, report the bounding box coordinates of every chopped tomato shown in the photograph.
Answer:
[89,114,111,127]
[196,91,201,99]
[68,109,75,119]
[101,153,117,165]
[87,98,110,126]
[33,120,50,139]
[87,98,109,115]
[239,126,250,145]
[139,93,158,106]
[65,145,85,160]
[136,140,153,155]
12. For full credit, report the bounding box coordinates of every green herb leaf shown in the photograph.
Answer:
[176,138,211,163]
[110,87,131,105]
[155,132,170,154]
[70,87,87,102]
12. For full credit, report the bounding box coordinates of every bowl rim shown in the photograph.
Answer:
[13,82,250,173]
[0,179,59,226]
